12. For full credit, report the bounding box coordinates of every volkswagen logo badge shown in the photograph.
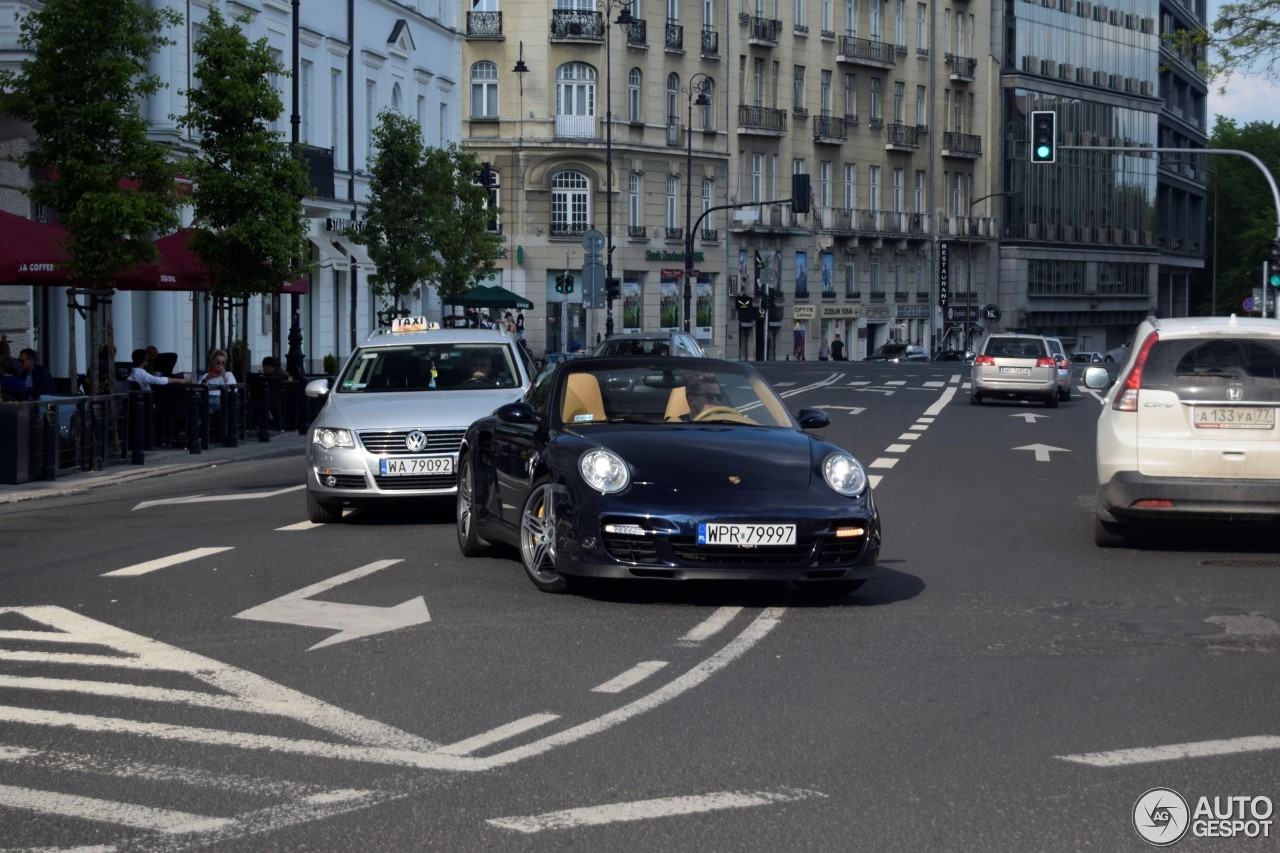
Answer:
[405,430,429,452]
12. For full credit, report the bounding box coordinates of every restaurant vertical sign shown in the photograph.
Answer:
[938,241,950,307]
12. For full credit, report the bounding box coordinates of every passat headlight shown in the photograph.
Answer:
[579,448,630,494]
[313,427,355,450]
[823,453,867,496]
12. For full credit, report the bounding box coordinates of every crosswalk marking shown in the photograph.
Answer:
[102,546,234,577]
[0,783,235,834]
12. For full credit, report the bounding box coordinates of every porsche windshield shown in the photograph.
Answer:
[556,363,793,427]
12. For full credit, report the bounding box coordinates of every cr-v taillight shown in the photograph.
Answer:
[1112,331,1160,412]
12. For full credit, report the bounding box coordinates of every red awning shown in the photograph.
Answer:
[0,210,73,284]
[116,229,309,294]
[116,228,209,292]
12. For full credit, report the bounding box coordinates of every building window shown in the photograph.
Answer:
[330,69,343,163]
[751,153,764,201]
[845,0,857,37]
[843,73,856,118]
[868,165,881,211]
[702,177,713,228]
[914,170,925,212]
[893,81,904,122]
[300,60,312,143]
[391,82,402,114]
[843,163,857,209]
[551,170,590,235]
[793,65,805,112]
[819,161,832,208]
[869,254,881,293]
[667,72,679,125]
[365,78,377,156]
[870,0,881,40]
[869,77,880,121]
[892,168,904,212]
[556,62,596,139]
[819,70,831,115]
[471,61,499,117]
[666,175,679,231]
[628,68,642,122]
[845,258,857,296]
[916,85,926,126]
[916,3,926,51]
[629,173,641,228]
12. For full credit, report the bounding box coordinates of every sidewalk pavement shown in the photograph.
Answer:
[0,431,308,504]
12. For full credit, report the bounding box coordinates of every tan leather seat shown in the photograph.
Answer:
[562,372,605,422]
[664,386,689,421]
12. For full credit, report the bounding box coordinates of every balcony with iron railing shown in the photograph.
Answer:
[946,54,977,82]
[746,16,782,46]
[884,122,919,151]
[624,18,647,46]
[837,36,896,68]
[940,131,982,158]
[737,104,788,135]
[813,114,848,143]
[700,227,718,241]
[665,226,684,241]
[666,19,684,51]
[701,27,719,57]
[628,225,647,239]
[550,222,589,238]
[466,11,503,38]
[298,144,335,199]
[550,9,603,41]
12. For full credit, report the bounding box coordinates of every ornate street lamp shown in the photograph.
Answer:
[683,74,713,333]
[965,190,1015,350]
[603,1,633,337]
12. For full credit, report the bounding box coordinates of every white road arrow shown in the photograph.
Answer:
[1011,412,1049,423]
[815,405,866,415]
[1013,443,1070,462]
[134,485,304,511]
[234,559,429,651]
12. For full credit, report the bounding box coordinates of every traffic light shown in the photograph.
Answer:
[555,274,565,294]
[1030,111,1056,163]
[564,274,574,295]
[1270,238,1280,266]
[1270,262,1280,288]
[606,277,621,300]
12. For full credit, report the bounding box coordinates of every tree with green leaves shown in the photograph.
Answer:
[0,0,183,394]
[1167,0,1280,89]
[1192,117,1280,315]
[353,111,501,315]
[177,7,310,309]
[355,111,440,309]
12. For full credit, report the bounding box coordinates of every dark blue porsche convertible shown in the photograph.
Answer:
[455,356,881,594]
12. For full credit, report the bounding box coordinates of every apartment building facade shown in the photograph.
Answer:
[465,0,1204,360]
[1,0,462,376]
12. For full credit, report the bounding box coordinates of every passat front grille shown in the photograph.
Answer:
[373,472,458,491]
[359,429,466,455]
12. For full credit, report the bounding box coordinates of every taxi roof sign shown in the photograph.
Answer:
[390,316,437,333]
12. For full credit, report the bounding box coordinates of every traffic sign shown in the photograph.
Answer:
[1244,296,1257,313]
[982,304,1002,322]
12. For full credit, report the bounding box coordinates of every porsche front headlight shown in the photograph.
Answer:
[579,448,630,494]
[313,427,355,450]
[823,453,867,496]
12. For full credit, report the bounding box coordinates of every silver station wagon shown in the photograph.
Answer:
[304,318,534,522]
[970,333,1060,408]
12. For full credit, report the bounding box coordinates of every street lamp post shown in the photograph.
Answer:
[966,190,1014,351]
[603,1,633,338]
[683,74,713,334]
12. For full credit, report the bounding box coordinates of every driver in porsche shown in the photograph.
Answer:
[684,373,726,421]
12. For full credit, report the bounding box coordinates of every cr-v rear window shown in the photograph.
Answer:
[1139,338,1280,388]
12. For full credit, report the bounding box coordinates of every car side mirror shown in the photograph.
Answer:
[496,401,541,423]
[305,378,330,398]
[1083,366,1112,390]
[796,407,831,429]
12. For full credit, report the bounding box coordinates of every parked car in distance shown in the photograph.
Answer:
[303,318,534,523]
[1043,335,1073,401]
[970,334,1059,407]
[1085,314,1280,547]
[933,349,975,364]
[1071,352,1104,363]
[591,332,706,359]
[456,356,880,595]
[865,343,930,362]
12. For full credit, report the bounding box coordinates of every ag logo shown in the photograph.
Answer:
[1133,787,1190,846]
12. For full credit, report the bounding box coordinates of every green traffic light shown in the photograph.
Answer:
[1036,145,1052,159]
[1270,274,1280,288]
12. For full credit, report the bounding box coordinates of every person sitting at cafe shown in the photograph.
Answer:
[18,347,56,399]
[197,348,237,412]
[127,348,186,390]
[0,356,26,402]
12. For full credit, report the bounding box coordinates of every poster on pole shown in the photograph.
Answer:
[622,281,643,332]
[659,276,680,330]
[695,278,713,341]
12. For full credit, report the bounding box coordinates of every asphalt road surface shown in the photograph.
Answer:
[2,360,1278,851]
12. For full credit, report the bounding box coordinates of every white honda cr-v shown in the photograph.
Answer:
[1084,314,1280,547]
